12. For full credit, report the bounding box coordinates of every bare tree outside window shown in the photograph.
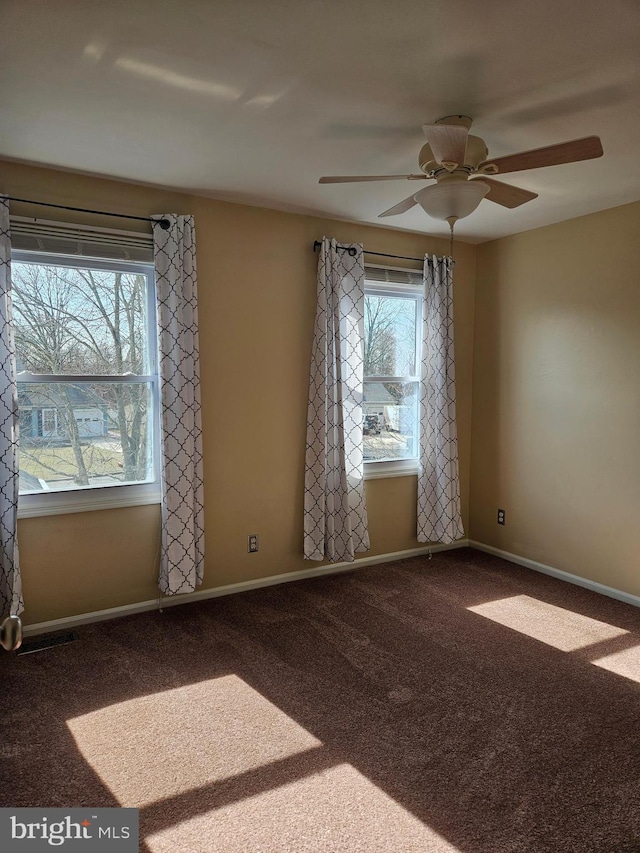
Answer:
[12,259,154,493]
[363,290,420,462]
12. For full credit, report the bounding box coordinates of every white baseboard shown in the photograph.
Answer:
[468,540,640,610]
[23,540,468,637]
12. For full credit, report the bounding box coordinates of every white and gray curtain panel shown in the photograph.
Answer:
[417,255,464,544]
[304,237,370,563]
[153,215,205,595]
[0,197,23,617]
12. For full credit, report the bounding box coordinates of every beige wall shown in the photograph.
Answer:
[471,201,640,597]
[1,160,476,625]
[8,159,638,622]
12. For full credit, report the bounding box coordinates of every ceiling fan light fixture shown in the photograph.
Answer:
[413,180,490,222]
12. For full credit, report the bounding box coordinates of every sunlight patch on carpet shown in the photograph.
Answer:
[591,644,640,684]
[66,675,321,807]
[145,763,462,853]
[467,595,628,651]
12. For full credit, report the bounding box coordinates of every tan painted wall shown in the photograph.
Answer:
[0,160,476,625]
[471,201,640,597]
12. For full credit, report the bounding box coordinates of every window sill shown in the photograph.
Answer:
[18,484,162,518]
[364,460,419,480]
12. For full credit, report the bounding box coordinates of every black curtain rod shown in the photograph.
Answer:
[313,240,422,263]
[4,196,171,230]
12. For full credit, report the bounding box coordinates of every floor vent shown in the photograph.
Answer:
[17,632,78,655]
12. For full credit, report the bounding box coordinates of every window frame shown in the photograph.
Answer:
[363,267,423,480]
[12,250,162,518]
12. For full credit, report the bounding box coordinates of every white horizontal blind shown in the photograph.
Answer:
[364,264,423,287]
[9,217,154,263]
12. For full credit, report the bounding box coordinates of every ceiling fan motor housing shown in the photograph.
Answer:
[419,135,489,175]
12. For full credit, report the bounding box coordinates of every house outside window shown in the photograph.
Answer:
[11,244,160,517]
[363,265,423,479]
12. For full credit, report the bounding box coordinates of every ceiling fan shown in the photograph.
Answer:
[319,115,603,228]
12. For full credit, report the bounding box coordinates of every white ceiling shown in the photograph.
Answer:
[2,0,640,243]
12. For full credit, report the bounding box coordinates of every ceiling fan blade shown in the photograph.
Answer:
[422,123,469,168]
[480,136,603,175]
[378,195,419,218]
[319,174,429,184]
[478,178,539,208]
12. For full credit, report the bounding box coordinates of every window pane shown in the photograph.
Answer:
[364,294,417,377]
[12,261,150,375]
[18,382,153,493]
[363,381,418,461]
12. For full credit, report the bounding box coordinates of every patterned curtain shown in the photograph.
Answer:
[0,197,23,617]
[153,215,204,595]
[417,255,464,544]
[304,237,370,563]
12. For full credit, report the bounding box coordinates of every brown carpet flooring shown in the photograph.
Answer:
[2,547,640,852]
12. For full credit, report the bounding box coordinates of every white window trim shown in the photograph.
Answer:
[363,265,423,480]
[13,250,162,518]
[18,483,162,518]
[365,458,419,479]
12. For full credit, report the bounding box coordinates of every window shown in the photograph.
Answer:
[363,266,422,478]
[12,250,160,516]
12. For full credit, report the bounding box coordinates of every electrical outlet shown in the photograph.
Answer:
[497,509,505,526]
[248,534,259,553]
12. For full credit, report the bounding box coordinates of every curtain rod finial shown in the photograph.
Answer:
[312,239,356,257]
